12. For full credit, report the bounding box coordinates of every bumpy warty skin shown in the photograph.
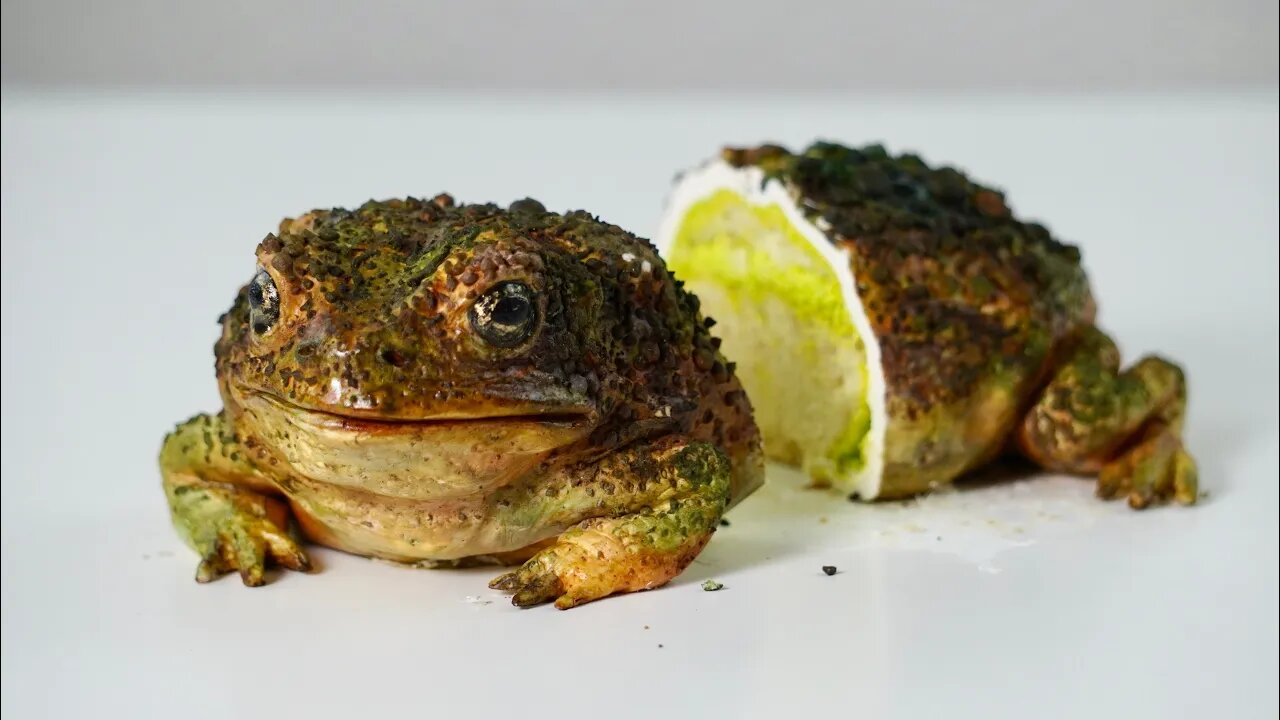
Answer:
[718,142,1191,505]
[160,193,762,608]
[217,195,759,498]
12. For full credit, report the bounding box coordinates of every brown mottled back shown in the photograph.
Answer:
[725,142,1093,496]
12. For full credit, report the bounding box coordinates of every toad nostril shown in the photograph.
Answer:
[379,348,409,367]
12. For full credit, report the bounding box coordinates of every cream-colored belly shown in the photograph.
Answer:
[276,473,566,563]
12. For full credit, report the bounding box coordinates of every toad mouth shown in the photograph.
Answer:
[247,391,593,432]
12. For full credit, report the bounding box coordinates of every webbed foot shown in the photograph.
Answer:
[488,442,730,609]
[161,413,311,586]
[1097,426,1198,509]
[1018,329,1197,509]
[489,520,714,609]
[174,484,312,586]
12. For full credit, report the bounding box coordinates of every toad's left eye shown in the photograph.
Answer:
[247,267,280,335]
[470,281,538,348]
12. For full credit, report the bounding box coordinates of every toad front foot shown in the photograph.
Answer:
[176,486,312,586]
[490,441,731,609]
[161,413,312,586]
[489,517,716,609]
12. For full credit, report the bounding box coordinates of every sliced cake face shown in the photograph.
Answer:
[657,142,1096,502]
[655,160,888,500]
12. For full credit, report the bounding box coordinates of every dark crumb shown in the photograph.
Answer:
[643,625,650,630]
[658,644,664,649]
[822,566,837,576]
[701,579,725,592]
[1199,490,1211,499]
[719,518,731,527]
[936,536,942,542]
[847,492,860,502]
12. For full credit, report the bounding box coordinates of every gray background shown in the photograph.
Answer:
[3,0,1278,91]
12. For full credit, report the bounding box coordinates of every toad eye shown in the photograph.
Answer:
[469,281,538,348]
[247,267,280,335]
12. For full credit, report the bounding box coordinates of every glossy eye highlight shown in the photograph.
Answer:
[469,281,538,348]
[247,267,280,335]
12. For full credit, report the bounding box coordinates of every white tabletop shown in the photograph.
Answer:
[2,90,1277,720]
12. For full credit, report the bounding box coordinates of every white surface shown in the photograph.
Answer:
[2,90,1277,720]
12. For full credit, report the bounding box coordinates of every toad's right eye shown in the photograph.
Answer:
[248,267,280,335]
[469,281,539,348]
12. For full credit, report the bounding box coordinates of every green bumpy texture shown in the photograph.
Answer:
[724,141,1093,416]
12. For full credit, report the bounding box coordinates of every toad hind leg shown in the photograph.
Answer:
[1016,326,1198,509]
[489,441,730,609]
[160,412,311,585]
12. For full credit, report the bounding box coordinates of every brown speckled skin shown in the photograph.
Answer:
[724,142,1196,507]
[160,194,762,608]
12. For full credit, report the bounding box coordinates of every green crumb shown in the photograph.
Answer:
[701,579,725,592]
